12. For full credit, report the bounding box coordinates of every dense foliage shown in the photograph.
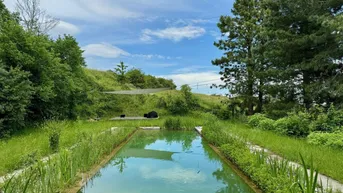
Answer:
[159,85,200,115]
[248,105,343,137]
[213,0,343,116]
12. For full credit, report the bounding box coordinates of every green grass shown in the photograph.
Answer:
[83,68,123,91]
[218,121,343,183]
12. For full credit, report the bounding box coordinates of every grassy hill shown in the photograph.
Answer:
[81,68,229,119]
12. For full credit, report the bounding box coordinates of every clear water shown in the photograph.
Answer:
[79,131,255,193]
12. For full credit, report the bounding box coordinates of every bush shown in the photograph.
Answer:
[164,118,181,130]
[258,119,275,130]
[274,114,310,137]
[308,132,343,149]
[212,105,231,120]
[165,96,189,115]
[45,121,63,153]
[310,104,343,132]
[248,113,268,127]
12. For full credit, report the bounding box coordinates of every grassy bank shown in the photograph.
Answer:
[216,121,343,183]
[202,119,341,193]
[2,127,136,192]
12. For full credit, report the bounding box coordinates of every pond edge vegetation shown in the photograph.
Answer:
[1,127,137,193]
[201,119,341,193]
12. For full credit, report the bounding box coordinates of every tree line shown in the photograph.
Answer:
[0,0,175,137]
[213,0,343,117]
[114,61,176,89]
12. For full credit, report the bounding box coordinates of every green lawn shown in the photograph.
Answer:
[219,121,343,183]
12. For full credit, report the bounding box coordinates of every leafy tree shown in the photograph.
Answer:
[126,68,145,88]
[212,0,263,115]
[0,63,33,137]
[0,0,11,24]
[53,35,88,119]
[115,61,128,83]
[181,84,199,109]
[157,78,177,89]
[54,35,85,72]
[144,75,162,88]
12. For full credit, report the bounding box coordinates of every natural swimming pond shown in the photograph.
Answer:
[78,130,255,193]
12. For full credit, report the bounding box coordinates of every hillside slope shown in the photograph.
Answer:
[82,69,228,118]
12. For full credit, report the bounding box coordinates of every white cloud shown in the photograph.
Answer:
[50,21,80,36]
[191,19,214,24]
[162,71,222,87]
[132,54,165,59]
[39,0,140,22]
[172,65,209,74]
[82,43,178,61]
[82,43,130,58]
[141,26,206,42]
[131,54,181,60]
[4,0,194,23]
[139,166,206,183]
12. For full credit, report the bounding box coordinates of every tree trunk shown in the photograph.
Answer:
[247,40,254,115]
[303,71,311,109]
[256,79,263,113]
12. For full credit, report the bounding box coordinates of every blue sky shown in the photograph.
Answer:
[4,0,234,95]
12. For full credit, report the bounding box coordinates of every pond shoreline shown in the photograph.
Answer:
[64,128,138,193]
[195,127,262,193]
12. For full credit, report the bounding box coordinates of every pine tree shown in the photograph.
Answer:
[115,61,128,83]
[263,0,343,108]
[212,0,263,115]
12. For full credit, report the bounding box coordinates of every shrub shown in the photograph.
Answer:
[248,113,268,127]
[164,117,181,130]
[257,118,275,130]
[212,105,231,120]
[156,97,167,108]
[45,121,63,153]
[274,114,310,137]
[165,96,189,114]
[308,132,343,149]
[310,104,343,132]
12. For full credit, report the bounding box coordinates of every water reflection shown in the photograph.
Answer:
[79,131,255,193]
[112,157,126,173]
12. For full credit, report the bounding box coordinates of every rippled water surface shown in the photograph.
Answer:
[79,130,255,193]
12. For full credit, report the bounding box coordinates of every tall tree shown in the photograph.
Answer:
[263,0,343,109]
[15,0,59,34]
[212,0,263,115]
[0,63,33,137]
[115,61,128,83]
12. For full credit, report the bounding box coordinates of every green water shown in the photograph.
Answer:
[79,131,255,193]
